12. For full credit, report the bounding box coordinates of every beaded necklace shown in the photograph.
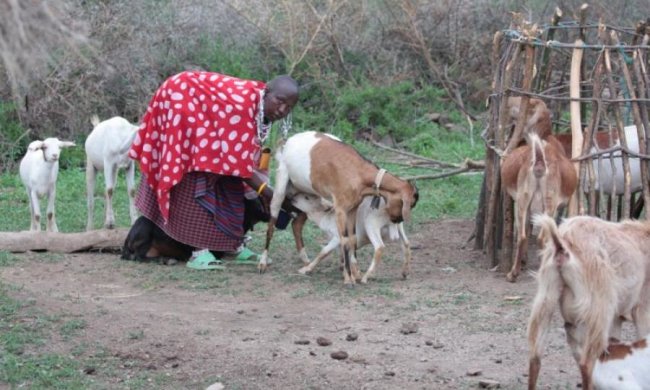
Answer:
[256,90,271,144]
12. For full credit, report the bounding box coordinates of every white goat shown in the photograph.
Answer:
[85,115,139,230]
[19,138,76,232]
[555,125,643,195]
[593,334,650,390]
[260,131,419,284]
[290,193,411,284]
[528,214,650,390]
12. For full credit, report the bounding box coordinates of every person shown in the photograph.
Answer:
[127,70,299,270]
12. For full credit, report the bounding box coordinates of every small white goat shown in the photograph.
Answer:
[19,138,76,232]
[260,131,418,284]
[593,334,650,390]
[290,193,411,284]
[528,214,650,390]
[85,115,139,230]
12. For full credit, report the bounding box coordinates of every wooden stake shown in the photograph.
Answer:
[568,38,584,217]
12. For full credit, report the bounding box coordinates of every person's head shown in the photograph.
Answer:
[264,75,299,122]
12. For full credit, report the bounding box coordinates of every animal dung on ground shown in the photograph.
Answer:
[316,336,332,346]
[294,339,310,345]
[330,351,348,360]
[346,333,358,341]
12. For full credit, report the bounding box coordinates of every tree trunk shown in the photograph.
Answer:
[0,229,128,253]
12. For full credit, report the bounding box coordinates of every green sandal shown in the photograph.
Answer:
[186,250,226,270]
[226,247,260,265]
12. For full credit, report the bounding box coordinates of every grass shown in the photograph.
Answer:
[0,283,92,389]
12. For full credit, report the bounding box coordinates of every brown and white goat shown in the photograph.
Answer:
[500,132,577,282]
[528,214,650,390]
[260,131,418,284]
[592,334,650,389]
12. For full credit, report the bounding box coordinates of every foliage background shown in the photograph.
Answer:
[1,0,647,172]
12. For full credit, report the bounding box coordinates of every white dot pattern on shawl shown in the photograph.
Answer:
[128,71,267,221]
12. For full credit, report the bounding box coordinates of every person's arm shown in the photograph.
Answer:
[243,169,301,215]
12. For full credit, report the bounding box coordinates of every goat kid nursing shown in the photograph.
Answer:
[260,131,418,285]
[19,138,76,232]
[527,214,650,390]
[85,115,139,230]
[290,193,411,284]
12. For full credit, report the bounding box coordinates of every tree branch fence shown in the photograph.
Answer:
[475,6,650,272]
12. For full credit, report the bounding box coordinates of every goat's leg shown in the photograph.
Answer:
[126,161,138,225]
[507,192,531,282]
[632,286,650,337]
[46,186,58,232]
[346,207,361,282]
[298,237,339,275]
[291,212,311,265]
[527,253,563,390]
[26,188,39,231]
[86,159,97,231]
[360,227,384,284]
[103,162,118,229]
[259,162,290,272]
[334,207,353,285]
[397,223,412,279]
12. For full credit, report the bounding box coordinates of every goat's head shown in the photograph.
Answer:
[384,180,419,223]
[34,138,76,162]
[291,193,322,214]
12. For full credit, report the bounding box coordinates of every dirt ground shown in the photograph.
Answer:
[2,219,597,389]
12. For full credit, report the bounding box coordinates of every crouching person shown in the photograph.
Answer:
[122,70,299,269]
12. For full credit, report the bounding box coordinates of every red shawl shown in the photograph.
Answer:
[129,71,265,221]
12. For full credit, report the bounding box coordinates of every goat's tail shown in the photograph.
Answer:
[90,115,100,128]
[118,126,140,155]
[531,214,616,373]
[526,133,547,179]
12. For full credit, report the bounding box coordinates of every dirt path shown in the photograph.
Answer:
[1,219,584,389]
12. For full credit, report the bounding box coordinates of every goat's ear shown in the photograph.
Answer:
[28,141,44,151]
[59,141,76,148]
[401,196,412,222]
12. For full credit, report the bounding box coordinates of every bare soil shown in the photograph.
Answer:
[1,219,586,389]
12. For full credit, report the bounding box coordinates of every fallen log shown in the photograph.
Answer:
[0,228,128,253]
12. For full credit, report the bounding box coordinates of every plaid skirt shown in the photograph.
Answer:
[135,172,245,252]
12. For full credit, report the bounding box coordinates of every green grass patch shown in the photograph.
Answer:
[0,283,92,389]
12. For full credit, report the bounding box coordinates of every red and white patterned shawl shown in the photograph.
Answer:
[129,71,266,221]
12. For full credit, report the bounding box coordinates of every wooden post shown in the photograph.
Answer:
[568,38,584,217]
[485,40,518,267]
[504,42,537,154]
[632,27,650,219]
[610,31,636,219]
[537,7,563,92]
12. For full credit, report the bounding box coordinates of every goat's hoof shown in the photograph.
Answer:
[506,272,518,283]
[258,264,268,274]
[298,267,311,275]
[104,223,115,230]
[360,277,369,284]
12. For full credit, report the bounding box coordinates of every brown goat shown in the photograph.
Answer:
[528,214,650,390]
[500,132,577,282]
[505,96,553,147]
